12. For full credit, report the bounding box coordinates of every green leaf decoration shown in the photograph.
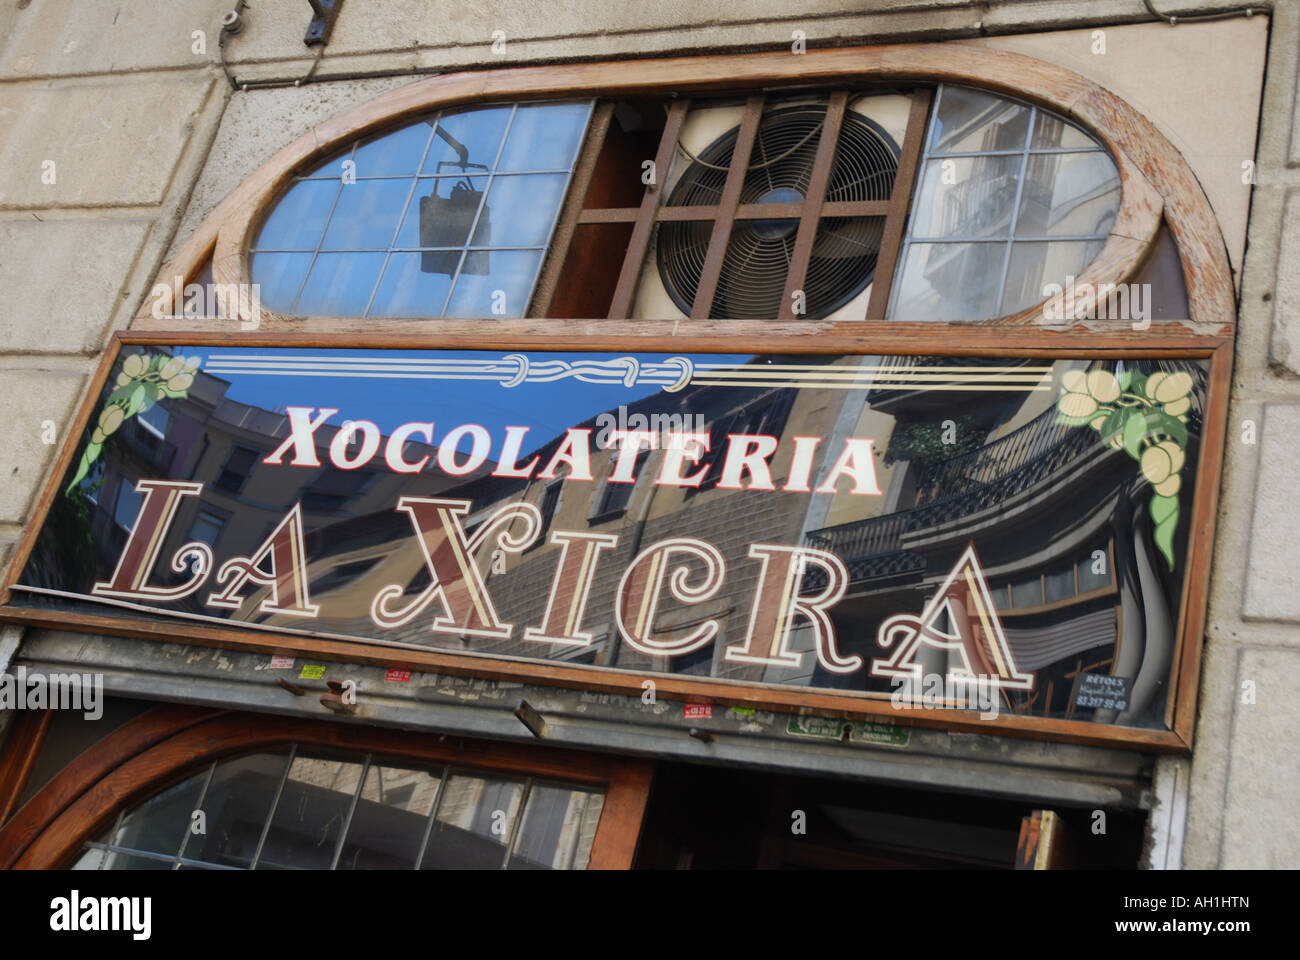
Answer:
[1100,406,1126,446]
[1151,494,1180,571]
[63,351,200,499]
[65,441,102,494]
[1117,369,1135,391]
[1150,410,1188,447]
[1122,409,1147,459]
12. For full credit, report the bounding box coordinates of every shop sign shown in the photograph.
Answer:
[0,340,1218,747]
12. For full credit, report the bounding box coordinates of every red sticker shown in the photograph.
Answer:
[269,656,294,669]
[385,669,412,682]
[684,703,713,720]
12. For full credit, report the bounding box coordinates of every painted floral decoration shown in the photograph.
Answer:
[65,353,201,494]
[1055,368,1194,570]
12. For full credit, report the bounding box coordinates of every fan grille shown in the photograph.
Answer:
[658,101,899,319]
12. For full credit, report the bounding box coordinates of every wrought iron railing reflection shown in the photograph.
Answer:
[806,375,1205,585]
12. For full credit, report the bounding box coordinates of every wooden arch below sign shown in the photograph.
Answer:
[0,705,652,870]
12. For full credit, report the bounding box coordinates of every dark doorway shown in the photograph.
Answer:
[633,761,1145,869]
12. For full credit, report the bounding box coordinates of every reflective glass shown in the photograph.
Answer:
[421,774,524,869]
[183,748,292,868]
[255,178,338,250]
[497,102,590,171]
[1031,111,1102,150]
[423,106,513,174]
[256,753,367,870]
[444,249,544,318]
[1015,152,1121,238]
[322,179,415,249]
[1000,241,1096,315]
[509,784,603,870]
[111,768,207,857]
[892,241,1004,321]
[335,763,443,870]
[294,252,385,316]
[250,251,312,313]
[912,156,1021,239]
[930,86,1030,154]
[369,253,455,317]
[352,122,434,178]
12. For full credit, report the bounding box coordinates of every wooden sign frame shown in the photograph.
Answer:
[0,329,1231,753]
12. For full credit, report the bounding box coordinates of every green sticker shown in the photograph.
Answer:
[299,664,326,680]
[785,715,910,748]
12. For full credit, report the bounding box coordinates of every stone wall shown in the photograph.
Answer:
[0,0,1296,868]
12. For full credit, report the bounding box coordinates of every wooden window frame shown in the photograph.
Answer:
[0,42,1238,754]
[0,706,652,870]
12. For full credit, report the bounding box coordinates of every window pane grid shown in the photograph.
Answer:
[75,746,603,871]
[251,100,593,320]
[888,83,1120,322]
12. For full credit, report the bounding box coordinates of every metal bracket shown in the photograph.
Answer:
[304,0,343,47]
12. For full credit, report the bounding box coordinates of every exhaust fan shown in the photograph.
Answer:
[633,94,908,321]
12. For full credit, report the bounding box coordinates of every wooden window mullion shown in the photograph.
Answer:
[690,94,765,319]
[865,88,933,321]
[607,99,690,320]
[530,101,616,318]
[776,90,848,321]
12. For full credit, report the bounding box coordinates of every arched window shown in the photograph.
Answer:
[241,81,1134,326]
[0,709,649,870]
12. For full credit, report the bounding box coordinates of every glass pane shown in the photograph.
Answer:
[508,784,603,870]
[295,252,385,316]
[1015,152,1121,238]
[351,122,435,178]
[1000,240,1097,316]
[335,763,443,870]
[369,253,454,317]
[1031,112,1102,151]
[423,106,513,174]
[421,773,524,869]
[991,584,1011,611]
[396,176,489,249]
[256,752,367,870]
[497,102,590,171]
[1012,577,1043,608]
[250,251,312,313]
[571,792,603,870]
[111,766,209,857]
[930,86,1030,154]
[912,156,1021,239]
[1044,567,1075,603]
[475,173,568,247]
[255,178,338,249]
[890,241,1005,322]
[183,748,292,868]
[1078,551,1112,592]
[444,249,543,318]
[322,179,414,249]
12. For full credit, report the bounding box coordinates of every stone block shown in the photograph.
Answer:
[1242,403,1300,623]
[0,0,228,78]
[1220,646,1300,868]
[0,366,87,523]
[0,218,151,353]
[0,74,216,209]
